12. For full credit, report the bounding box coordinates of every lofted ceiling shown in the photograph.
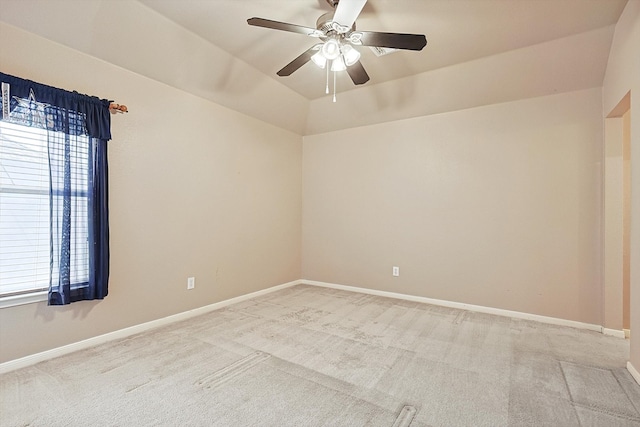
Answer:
[138,0,628,100]
[0,0,630,134]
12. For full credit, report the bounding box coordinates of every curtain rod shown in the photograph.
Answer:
[109,103,128,114]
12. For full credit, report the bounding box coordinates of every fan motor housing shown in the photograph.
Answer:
[316,12,356,35]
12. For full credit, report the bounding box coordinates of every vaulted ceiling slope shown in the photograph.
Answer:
[0,0,628,135]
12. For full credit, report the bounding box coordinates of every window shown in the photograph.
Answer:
[0,121,49,297]
[1,72,111,306]
[0,120,91,299]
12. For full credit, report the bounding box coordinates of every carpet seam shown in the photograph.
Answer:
[612,369,640,416]
[560,360,640,422]
[258,351,406,418]
[571,401,640,422]
[558,359,582,425]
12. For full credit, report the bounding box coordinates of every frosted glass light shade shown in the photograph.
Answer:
[311,52,327,68]
[331,56,346,71]
[342,44,361,66]
[321,39,341,60]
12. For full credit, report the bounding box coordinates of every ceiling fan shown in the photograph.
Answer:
[247,0,427,99]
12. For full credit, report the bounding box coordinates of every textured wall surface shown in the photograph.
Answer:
[303,89,603,324]
[0,23,303,363]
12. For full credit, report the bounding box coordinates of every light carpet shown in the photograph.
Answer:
[1,284,639,426]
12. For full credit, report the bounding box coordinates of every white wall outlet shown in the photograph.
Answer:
[187,277,195,290]
[392,266,400,277]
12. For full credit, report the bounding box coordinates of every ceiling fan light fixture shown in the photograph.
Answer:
[311,51,327,69]
[321,39,341,60]
[331,56,347,72]
[248,0,426,95]
[342,44,361,66]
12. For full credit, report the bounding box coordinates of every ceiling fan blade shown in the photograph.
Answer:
[277,45,320,76]
[333,0,367,29]
[355,31,427,51]
[346,61,370,85]
[247,17,322,37]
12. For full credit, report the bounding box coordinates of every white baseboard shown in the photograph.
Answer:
[602,328,627,339]
[624,329,631,339]
[0,278,627,375]
[628,362,640,386]
[0,279,302,374]
[301,280,606,334]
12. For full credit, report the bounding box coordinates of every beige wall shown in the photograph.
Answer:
[623,109,631,330]
[303,88,603,324]
[0,23,303,363]
[603,0,640,371]
[604,116,624,330]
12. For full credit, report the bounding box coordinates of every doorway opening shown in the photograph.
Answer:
[604,91,631,338]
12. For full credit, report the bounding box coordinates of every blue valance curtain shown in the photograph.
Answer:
[0,72,111,305]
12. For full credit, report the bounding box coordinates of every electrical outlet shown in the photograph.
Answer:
[187,277,195,290]
[392,266,400,277]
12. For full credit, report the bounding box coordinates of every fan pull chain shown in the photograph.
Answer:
[332,70,337,103]
[325,65,330,94]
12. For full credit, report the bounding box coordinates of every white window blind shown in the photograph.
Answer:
[1,120,92,297]
[0,121,50,296]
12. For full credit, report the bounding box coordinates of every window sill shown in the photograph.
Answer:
[0,291,47,308]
